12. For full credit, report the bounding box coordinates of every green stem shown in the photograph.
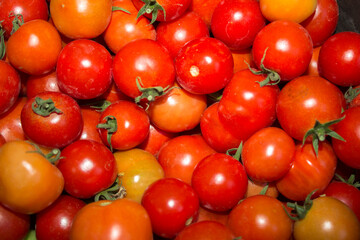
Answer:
[32,97,62,117]
[96,115,117,152]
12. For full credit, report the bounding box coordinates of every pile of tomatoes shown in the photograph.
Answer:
[0,0,360,239]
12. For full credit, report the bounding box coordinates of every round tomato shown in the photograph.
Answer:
[245,179,279,198]
[189,0,221,27]
[26,70,61,99]
[175,221,234,240]
[0,60,21,115]
[78,107,103,144]
[0,97,26,142]
[304,46,321,76]
[0,203,30,240]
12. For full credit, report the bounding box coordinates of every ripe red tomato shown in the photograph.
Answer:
[189,0,221,27]
[0,203,30,240]
[21,92,83,148]
[0,60,21,115]
[141,178,199,239]
[175,221,234,240]
[78,107,103,144]
[211,0,266,50]
[175,37,234,94]
[191,153,248,212]
[26,70,61,98]
[304,46,321,76]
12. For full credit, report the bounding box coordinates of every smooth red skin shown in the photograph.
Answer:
[26,70,61,98]
[131,0,192,22]
[35,195,86,240]
[175,221,234,240]
[323,181,360,221]
[0,97,26,142]
[56,140,118,199]
[218,69,279,141]
[252,20,313,81]
[276,75,345,141]
[332,107,360,169]
[242,127,295,182]
[137,124,177,156]
[191,153,248,212]
[318,31,360,86]
[304,46,321,76]
[98,100,150,151]
[113,39,175,99]
[0,61,21,115]
[0,0,49,39]
[0,204,30,240]
[21,92,83,148]
[79,108,103,144]
[141,178,199,239]
[56,39,112,100]
[200,102,242,153]
[156,11,209,59]
[301,0,338,47]
[175,37,234,94]
[276,141,337,201]
[157,134,216,185]
[227,195,293,240]
[97,82,132,103]
[211,0,266,50]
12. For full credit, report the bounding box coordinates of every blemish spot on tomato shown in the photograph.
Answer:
[190,65,199,77]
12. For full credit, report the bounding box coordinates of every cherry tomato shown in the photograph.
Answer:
[304,46,321,76]
[245,180,279,198]
[70,199,153,240]
[78,107,103,144]
[175,37,234,94]
[195,207,229,226]
[231,48,255,73]
[56,140,118,199]
[189,0,222,27]
[0,203,30,240]
[0,60,21,115]
[0,141,64,214]
[26,70,61,99]
[0,97,26,142]
[141,178,199,239]
[175,221,234,240]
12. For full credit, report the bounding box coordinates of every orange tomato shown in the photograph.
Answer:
[189,0,222,27]
[231,48,255,73]
[305,46,321,76]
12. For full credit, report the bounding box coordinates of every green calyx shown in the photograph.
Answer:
[26,141,62,164]
[9,11,24,35]
[89,100,112,112]
[302,116,346,157]
[32,97,63,117]
[94,175,127,201]
[344,86,360,105]
[0,22,5,60]
[96,115,117,152]
[247,47,281,87]
[112,6,131,14]
[335,174,360,188]
[207,90,223,102]
[284,189,317,221]
[226,142,243,162]
[136,0,166,25]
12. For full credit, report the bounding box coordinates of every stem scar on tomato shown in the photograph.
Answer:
[136,0,166,25]
[94,174,127,202]
[96,115,118,152]
[31,97,63,117]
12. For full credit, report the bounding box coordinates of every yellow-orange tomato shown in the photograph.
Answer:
[50,0,112,39]
[260,0,317,23]
[0,141,64,214]
[231,48,255,73]
[114,148,164,203]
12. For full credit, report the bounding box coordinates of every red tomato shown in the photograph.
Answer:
[112,39,175,99]
[228,195,293,240]
[242,127,295,182]
[304,46,321,76]
[318,31,360,86]
[0,204,30,240]
[157,134,216,185]
[70,199,153,240]
[56,39,112,99]
[56,140,118,199]
[189,0,222,27]
[218,69,279,141]
[21,92,83,148]
[0,60,21,115]
[97,100,150,151]
[0,97,26,142]
[231,48,255,73]
[175,37,234,94]
[35,195,86,240]
[26,70,61,99]
[156,11,209,59]
[195,207,229,226]
[175,221,234,240]
[78,107,103,144]
[211,0,266,50]
[276,141,337,201]
[191,153,248,212]
[245,180,279,198]
[252,20,313,81]
[141,178,199,239]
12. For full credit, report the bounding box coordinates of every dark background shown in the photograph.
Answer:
[336,0,360,33]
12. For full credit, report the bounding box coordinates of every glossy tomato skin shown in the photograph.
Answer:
[293,196,360,240]
[175,37,234,94]
[332,106,360,169]
[26,70,61,98]
[0,60,21,115]
[0,141,64,214]
[228,195,293,240]
[211,0,266,50]
[189,0,222,27]
[157,134,216,185]
[276,75,345,141]
[156,11,209,59]
[141,178,199,239]
[50,0,112,39]
[56,39,112,99]
[21,92,83,148]
[35,195,86,240]
[191,153,248,212]
[113,39,175,99]
[175,221,234,240]
[304,46,321,76]
[70,199,153,240]
[276,141,337,201]
[98,100,150,151]
[218,69,279,141]
[0,0,49,39]
[252,20,313,81]
[301,0,339,47]
[6,19,62,75]
[78,108,103,144]
[56,140,118,199]
[318,31,360,86]
[0,204,30,240]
